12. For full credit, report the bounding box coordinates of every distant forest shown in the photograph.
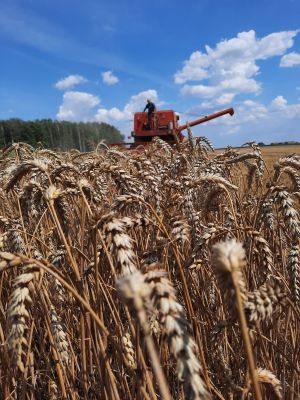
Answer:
[0,119,124,151]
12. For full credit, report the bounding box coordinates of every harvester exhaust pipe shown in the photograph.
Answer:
[178,107,234,132]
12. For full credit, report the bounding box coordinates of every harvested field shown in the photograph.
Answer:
[261,144,300,167]
[0,139,299,399]
[218,144,300,168]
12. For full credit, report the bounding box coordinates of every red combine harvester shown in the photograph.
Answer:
[110,107,234,149]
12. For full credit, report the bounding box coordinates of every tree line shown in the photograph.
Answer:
[0,119,124,151]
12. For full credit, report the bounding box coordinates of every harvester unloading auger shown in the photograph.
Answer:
[111,107,234,149]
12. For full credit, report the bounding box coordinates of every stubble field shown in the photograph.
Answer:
[0,140,299,399]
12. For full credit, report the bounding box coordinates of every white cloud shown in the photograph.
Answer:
[216,93,235,105]
[270,95,288,109]
[181,84,219,97]
[54,74,87,90]
[196,93,235,108]
[94,107,125,123]
[56,89,160,133]
[56,91,100,121]
[175,30,299,104]
[269,95,300,118]
[238,100,268,121]
[102,70,119,85]
[280,52,300,67]
[180,94,300,146]
[94,89,159,124]
[174,51,210,84]
[230,97,300,143]
[123,89,158,114]
[254,30,300,58]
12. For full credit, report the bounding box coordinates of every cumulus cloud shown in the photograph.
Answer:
[174,51,210,84]
[175,30,299,104]
[94,89,159,123]
[236,100,268,122]
[56,91,100,121]
[280,52,300,67]
[180,93,300,146]
[215,93,236,105]
[230,97,300,143]
[54,74,87,90]
[102,70,119,85]
[270,95,288,109]
[269,95,300,117]
[94,107,126,123]
[56,89,160,132]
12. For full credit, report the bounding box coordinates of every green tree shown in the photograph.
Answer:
[0,119,124,151]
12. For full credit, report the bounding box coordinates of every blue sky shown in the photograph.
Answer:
[0,0,300,147]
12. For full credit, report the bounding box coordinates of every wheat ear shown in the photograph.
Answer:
[212,239,262,399]
[6,263,38,372]
[287,245,300,303]
[257,368,282,399]
[244,284,285,326]
[144,266,211,400]
[117,270,172,400]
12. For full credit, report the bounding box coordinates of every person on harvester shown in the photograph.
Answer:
[143,99,156,125]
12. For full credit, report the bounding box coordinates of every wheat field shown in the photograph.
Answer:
[0,139,299,399]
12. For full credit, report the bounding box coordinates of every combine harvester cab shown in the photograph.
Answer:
[109,107,234,149]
